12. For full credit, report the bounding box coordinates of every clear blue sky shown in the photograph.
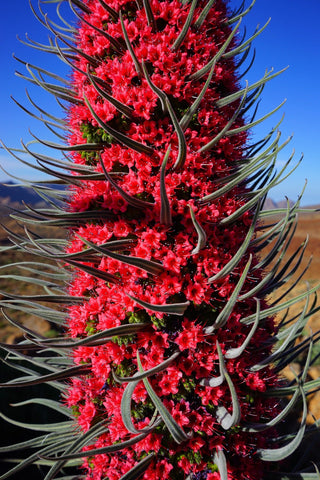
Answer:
[0,0,319,205]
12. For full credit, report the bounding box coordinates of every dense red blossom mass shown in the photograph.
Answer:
[65,0,279,478]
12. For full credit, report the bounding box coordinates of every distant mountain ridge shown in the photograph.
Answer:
[0,181,66,209]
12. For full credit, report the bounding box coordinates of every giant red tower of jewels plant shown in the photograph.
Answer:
[0,1,319,480]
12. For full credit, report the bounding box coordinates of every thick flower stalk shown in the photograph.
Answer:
[0,1,319,480]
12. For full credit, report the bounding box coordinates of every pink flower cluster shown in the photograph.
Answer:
[64,0,280,478]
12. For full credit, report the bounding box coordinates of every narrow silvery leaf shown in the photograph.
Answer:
[165,98,187,171]
[223,19,271,59]
[141,61,167,112]
[194,0,216,28]
[76,234,165,275]
[126,293,190,316]
[119,12,142,75]
[190,19,242,81]
[66,259,121,285]
[197,81,248,154]
[200,341,225,387]
[0,364,90,388]
[213,450,228,480]
[189,205,207,254]
[87,68,134,119]
[121,380,162,435]
[0,412,74,433]
[172,0,198,50]
[216,67,288,108]
[160,146,172,225]
[84,95,154,155]
[225,299,260,359]
[117,453,155,480]
[250,294,310,371]
[180,62,216,131]
[205,255,252,332]
[99,156,155,209]
[258,387,307,461]
[114,351,180,384]
[97,0,119,21]
[227,0,256,25]
[142,0,156,31]
[208,201,260,282]
[136,351,190,444]
[35,323,146,348]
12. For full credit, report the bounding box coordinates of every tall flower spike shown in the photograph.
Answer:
[0,1,319,480]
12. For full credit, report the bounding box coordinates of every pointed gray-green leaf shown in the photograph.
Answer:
[213,450,228,480]
[172,0,198,50]
[41,420,107,480]
[0,412,74,433]
[0,437,75,480]
[84,95,154,155]
[258,386,307,461]
[76,234,164,275]
[223,18,271,59]
[121,380,162,435]
[165,97,187,171]
[200,341,225,387]
[0,364,91,388]
[70,1,124,53]
[126,293,190,316]
[198,81,248,154]
[97,0,119,21]
[10,398,72,418]
[141,61,167,112]
[205,255,252,332]
[36,323,147,348]
[63,259,121,285]
[28,132,104,152]
[194,0,216,28]
[189,19,241,81]
[136,351,190,443]
[160,146,172,225]
[43,432,151,461]
[119,11,142,75]
[227,0,256,25]
[216,346,241,429]
[87,69,134,119]
[142,0,156,31]
[114,351,180,383]
[216,67,288,108]
[244,340,313,432]
[250,294,310,371]
[189,205,207,254]
[117,453,155,480]
[208,200,260,282]
[242,282,320,326]
[180,62,215,131]
[0,431,75,454]
[225,299,260,359]
[220,154,302,226]
[99,155,155,210]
